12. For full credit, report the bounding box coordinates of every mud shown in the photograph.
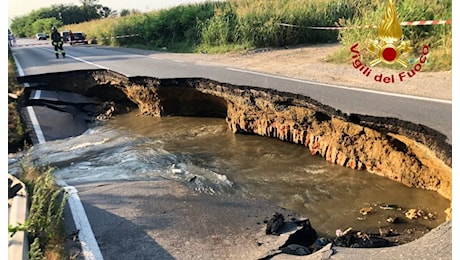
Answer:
[17,69,452,211]
[15,69,453,259]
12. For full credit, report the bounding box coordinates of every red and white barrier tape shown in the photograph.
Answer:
[400,20,452,26]
[278,19,452,30]
[12,33,140,47]
[307,25,375,30]
[111,34,139,39]
[13,42,51,47]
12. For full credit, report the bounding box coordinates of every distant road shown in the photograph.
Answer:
[11,38,452,143]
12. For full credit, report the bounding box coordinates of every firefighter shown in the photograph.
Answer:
[51,26,65,58]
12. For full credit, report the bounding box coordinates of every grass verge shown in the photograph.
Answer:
[8,47,76,259]
[8,48,30,153]
[9,158,70,259]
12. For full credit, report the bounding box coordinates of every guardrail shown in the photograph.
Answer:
[8,174,29,260]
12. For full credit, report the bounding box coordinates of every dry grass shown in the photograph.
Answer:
[8,49,28,152]
[16,159,70,260]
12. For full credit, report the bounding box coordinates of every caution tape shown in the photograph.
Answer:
[307,25,375,30]
[80,33,140,42]
[400,20,452,26]
[13,42,51,47]
[12,33,140,47]
[277,19,452,30]
[111,34,139,39]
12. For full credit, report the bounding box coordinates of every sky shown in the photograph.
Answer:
[8,0,217,19]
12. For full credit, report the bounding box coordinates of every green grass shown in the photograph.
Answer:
[56,0,451,71]
[331,0,452,72]
[9,158,69,260]
[8,48,31,153]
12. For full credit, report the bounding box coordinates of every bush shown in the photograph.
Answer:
[199,0,356,48]
[55,0,451,71]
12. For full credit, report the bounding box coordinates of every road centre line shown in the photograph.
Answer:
[39,47,110,70]
[226,67,452,105]
[67,55,110,70]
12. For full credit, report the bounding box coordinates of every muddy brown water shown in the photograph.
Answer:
[26,110,450,238]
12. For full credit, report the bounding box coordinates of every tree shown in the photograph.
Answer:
[98,6,117,18]
[119,9,141,17]
[10,0,115,36]
[79,0,115,20]
[119,9,130,17]
[32,18,63,35]
[54,4,86,25]
[80,0,101,21]
[10,16,29,37]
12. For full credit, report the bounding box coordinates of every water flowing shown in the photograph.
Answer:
[10,110,449,237]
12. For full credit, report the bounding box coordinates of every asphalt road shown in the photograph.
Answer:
[9,38,453,260]
[11,38,452,143]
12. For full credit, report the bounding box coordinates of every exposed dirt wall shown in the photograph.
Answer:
[122,77,452,205]
[17,70,452,216]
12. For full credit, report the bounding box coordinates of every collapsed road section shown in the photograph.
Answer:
[17,69,452,213]
[19,70,137,144]
[24,89,101,143]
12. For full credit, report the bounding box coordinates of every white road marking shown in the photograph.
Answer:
[25,106,46,144]
[70,55,110,70]
[30,89,42,100]
[56,180,104,260]
[12,51,104,260]
[227,68,452,104]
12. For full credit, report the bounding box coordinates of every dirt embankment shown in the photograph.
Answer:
[113,76,452,205]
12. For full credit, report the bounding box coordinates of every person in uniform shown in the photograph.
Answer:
[51,26,65,58]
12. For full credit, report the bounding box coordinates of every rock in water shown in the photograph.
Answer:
[266,212,285,235]
[280,244,311,255]
[280,219,317,248]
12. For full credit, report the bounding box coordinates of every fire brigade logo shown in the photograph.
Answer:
[350,0,429,83]
[367,0,412,67]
